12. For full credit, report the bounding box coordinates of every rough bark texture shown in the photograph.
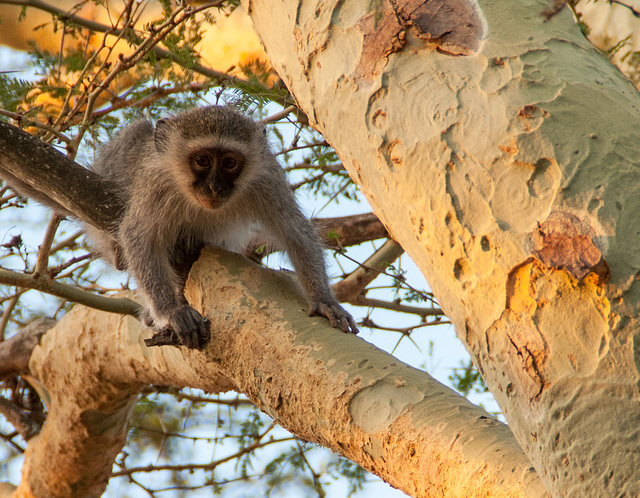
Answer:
[245,0,640,495]
[0,121,123,230]
[14,248,544,497]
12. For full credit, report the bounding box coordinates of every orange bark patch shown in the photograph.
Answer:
[354,0,485,80]
[532,212,609,281]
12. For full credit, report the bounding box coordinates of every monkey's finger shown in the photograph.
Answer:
[144,329,178,347]
[336,314,359,335]
[310,302,359,335]
[170,306,205,349]
[344,315,359,335]
[197,316,211,349]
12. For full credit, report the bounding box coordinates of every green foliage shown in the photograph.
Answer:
[327,458,368,495]
[449,358,487,397]
[236,407,265,476]
[0,74,34,113]
[230,61,293,111]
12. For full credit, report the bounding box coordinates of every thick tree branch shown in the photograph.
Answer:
[315,212,390,249]
[246,0,640,494]
[0,121,123,230]
[16,248,546,497]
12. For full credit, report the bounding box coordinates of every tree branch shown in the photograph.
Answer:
[351,296,445,318]
[0,268,140,318]
[0,121,123,230]
[315,212,390,249]
[0,317,55,380]
[16,248,546,497]
[333,239,404,302]
[0,397,41,441]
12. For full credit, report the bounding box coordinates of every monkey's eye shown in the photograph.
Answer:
[193,155,212,170]
[221,155,239,172]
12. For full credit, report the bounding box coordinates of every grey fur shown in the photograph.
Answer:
[86,106,358,348]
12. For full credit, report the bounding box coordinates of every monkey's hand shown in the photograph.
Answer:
[309,301,359,335]
[144,306,210,349]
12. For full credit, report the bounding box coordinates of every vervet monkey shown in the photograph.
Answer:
[81,106,358,348]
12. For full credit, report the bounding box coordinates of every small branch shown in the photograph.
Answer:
[0,429,25,454]
[170,390,252,406]
[260,105,297,124]
[47,253,93,278]
[0,109,73,145]
[333,239,405,302]
[34,213,62,277]
[111,435,295,477]
[0,293,21,341]
[286,160,346,174]
[0,398,41,441]
[91,82,214,120]
[359,316,450,334]
[50,230,83,253]
[338,244,435,305]
[351,295,444,317]
[277,141,328,156]
[0,268,141,317]
[0,317,55,379]
[291,172,330,190]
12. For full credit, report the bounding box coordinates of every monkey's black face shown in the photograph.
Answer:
[187,148,245,209]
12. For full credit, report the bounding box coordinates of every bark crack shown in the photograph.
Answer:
[506,333,546,401]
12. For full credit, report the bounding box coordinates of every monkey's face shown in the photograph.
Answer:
[187,147,245,209]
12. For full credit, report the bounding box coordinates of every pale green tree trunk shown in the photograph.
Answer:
[246,0,640,495]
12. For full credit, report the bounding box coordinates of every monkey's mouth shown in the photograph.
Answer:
[196,194,227,210]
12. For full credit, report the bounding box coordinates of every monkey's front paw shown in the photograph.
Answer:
[167,305,211,349]
[309,301,359,335]
[145,306,210,349]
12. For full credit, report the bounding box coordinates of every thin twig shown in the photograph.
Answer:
[0,268,140,316]
[0,109,73,145]
[351,296,445,318]
[0,293,21,341]
[260,105,297,124]
[111,434,295,477]
[33,213,62,277]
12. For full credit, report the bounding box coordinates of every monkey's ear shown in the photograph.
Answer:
[154,118,171,152]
